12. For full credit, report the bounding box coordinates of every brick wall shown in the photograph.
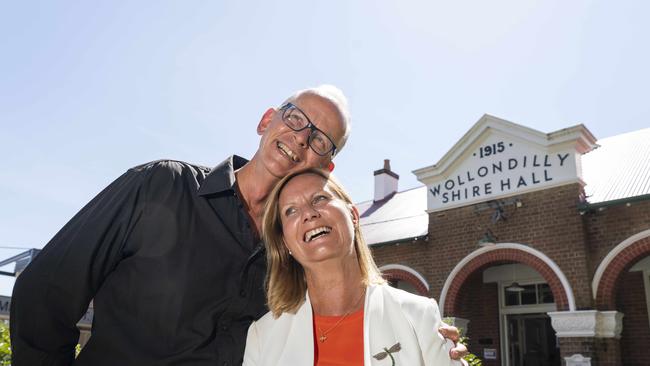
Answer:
[454,271,501,366]
[595,338,623,366]
[584,200,650,279]
[559,337,597,363]
[423,184,591,308]
[369,183,650,365]
[371,239,434,297]
[617,271,650,366]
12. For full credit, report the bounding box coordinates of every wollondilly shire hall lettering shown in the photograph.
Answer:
[429,143,571,204]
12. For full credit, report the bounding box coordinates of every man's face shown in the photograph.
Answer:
[256,93,345,179]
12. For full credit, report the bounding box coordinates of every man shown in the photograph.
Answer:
[11,86,466,365]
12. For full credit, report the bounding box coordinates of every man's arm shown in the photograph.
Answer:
[415,298,463,366]
[10,166,147,366]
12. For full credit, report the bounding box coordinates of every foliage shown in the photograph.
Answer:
[0,322,83,364]
[462,351,483,366]
[0,322,11,366]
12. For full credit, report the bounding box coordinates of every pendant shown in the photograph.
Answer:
[319,334,327,343]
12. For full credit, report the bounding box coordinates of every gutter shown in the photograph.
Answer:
[368,235,429,249]
[578,193,650,213]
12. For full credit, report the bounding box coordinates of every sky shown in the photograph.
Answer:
[1,1,649,293]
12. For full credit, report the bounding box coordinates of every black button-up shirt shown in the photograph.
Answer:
[11,156,268,366]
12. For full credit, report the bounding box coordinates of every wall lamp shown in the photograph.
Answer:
[477,229,497,247]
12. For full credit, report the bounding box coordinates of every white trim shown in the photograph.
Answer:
[379,264,430,291]
[439,243,576,317]
[498,280,557,315]
[548,310,598,337]
[565,354,591,364]
[591,229,650,300]
[413,115,597,181]
[498,284,509,366]
[547,310,624,338]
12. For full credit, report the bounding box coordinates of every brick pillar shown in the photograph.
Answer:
[559,337,624,365]
[549,310,624,365]
[595,338,622,366]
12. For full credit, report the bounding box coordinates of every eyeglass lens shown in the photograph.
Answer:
[282,105,334,156]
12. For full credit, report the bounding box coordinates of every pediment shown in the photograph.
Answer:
[413,114,597,212]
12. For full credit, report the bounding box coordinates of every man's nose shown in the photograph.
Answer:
[293,128,311,149]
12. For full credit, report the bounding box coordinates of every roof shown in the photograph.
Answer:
[582,128,650,203]
[357,186,428,246]
[358,127,650,246]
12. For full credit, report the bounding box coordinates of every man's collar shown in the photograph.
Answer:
[197,155,249,196]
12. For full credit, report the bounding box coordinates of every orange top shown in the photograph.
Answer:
[313,309,365,366]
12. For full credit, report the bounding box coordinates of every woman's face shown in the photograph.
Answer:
[278,173,358,268]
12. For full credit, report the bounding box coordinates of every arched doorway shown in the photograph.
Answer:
[441,244,574,366]
[592,230,650,366]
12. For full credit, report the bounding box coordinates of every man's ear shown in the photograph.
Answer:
[257,108,276,136]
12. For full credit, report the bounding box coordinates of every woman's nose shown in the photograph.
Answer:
[302,206,320,222]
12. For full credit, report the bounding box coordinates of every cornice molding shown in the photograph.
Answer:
[547,310,624,338]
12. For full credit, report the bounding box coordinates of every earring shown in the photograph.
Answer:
[288,249,293,255]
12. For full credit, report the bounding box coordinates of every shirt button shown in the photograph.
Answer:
[239,290,247,297]
[223,362,229,366]
[221,325,229,331]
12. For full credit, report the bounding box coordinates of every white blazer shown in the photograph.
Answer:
[243,284,460,366]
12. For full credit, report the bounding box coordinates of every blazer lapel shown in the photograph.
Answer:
[276,296,315,365]
[366,285,424,366]
[366,285,394,366]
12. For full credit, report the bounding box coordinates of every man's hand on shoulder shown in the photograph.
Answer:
[438,324,469,364]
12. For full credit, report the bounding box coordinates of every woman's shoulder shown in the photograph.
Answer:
[251,309,295,333]
[371,284,440,315]
[253,310,278,329]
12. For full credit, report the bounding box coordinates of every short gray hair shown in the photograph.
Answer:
[283,85,351,154]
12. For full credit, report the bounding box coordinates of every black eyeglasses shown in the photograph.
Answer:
[279,103,338,157]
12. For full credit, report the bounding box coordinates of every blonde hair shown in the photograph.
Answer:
[262,168,384,317]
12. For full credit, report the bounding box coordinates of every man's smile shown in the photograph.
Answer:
[277,141,300,162]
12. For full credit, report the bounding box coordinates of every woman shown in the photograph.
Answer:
[243,168,461,366]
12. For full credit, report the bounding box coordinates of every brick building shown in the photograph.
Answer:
[360,115,650,366]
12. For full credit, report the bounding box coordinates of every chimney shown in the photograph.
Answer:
[374,159,399,202]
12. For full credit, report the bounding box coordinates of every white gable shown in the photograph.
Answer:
[413,115,597,212]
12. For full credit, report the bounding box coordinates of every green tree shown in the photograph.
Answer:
[0,321,11,366]
[0,322,82,364]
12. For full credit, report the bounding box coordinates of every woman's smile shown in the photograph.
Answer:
[278,173,356,265]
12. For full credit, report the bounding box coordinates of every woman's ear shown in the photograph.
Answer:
[351,205,360,226]
[281,239,293,257]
